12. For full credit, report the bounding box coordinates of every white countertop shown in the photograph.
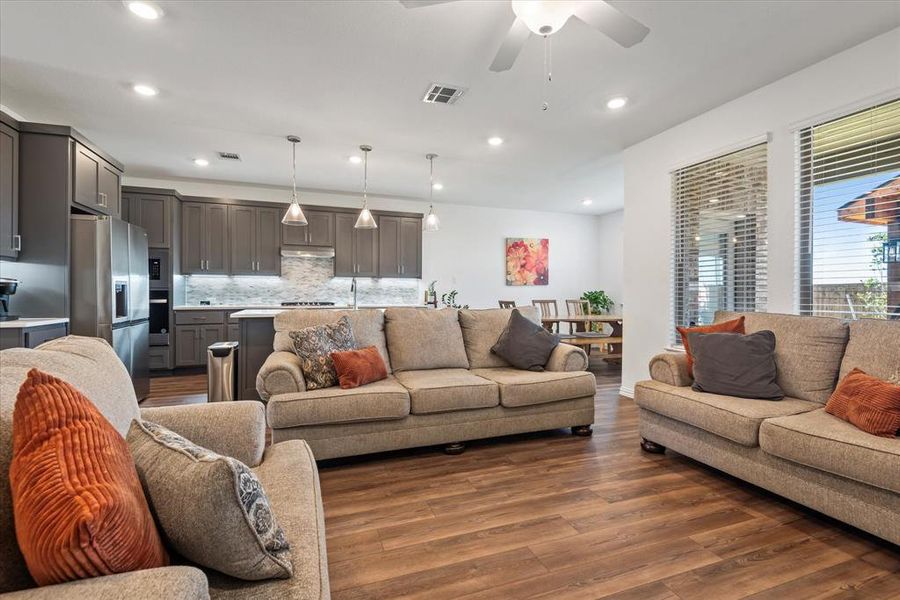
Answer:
[0,318,69,329]
[229,305,430,319]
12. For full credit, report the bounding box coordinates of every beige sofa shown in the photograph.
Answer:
[257,307,596,459]
[635,311,900,545]
[0,336,329,600]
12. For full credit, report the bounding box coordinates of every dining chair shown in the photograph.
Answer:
[532,299,559,332]
[565,299,591,335]
[498,300,516,309]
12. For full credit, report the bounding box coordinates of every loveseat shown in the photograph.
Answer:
[256,307,596,459]
[635,311,900,545]
[0,336,330,600]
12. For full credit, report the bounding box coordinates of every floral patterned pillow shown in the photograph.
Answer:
[289,316,356,389]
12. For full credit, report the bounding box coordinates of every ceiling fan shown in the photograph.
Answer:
[399,0,650,72]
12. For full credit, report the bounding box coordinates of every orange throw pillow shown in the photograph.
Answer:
[825,368,900,437]
[9,369,168,586]
[331,346,388,389]
[677,316,746,378]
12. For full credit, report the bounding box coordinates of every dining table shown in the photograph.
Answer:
[540,315,623,363]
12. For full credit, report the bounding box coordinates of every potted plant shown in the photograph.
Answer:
[582,290,614,314]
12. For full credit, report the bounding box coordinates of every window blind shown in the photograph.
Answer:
[796,98,900,320]
[672,142,768,340]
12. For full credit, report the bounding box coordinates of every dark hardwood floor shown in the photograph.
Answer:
[143,361,900,599]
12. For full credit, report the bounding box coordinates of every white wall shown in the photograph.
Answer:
[594,209,624,312]
[126,176,622,309]
[621,28,900,396]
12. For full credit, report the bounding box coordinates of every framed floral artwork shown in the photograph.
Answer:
[505,238,549,286]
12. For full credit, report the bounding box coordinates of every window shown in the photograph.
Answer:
[797,98,900,320]
[672,142,768,339]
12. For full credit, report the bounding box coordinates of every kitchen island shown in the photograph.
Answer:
[0,318,69,350]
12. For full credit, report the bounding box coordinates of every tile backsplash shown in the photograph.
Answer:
[185,257,422,306]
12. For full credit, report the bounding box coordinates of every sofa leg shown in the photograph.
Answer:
[444,442,466,455]
[640,438,666,454]
[571,425,593,437]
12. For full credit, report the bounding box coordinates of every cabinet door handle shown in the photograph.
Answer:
[12,235,21,251]
[98,192,108,207]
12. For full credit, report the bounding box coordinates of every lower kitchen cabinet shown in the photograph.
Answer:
[148,345,172,370]
[175,323,226,367]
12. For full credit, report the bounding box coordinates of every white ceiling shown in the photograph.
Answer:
[1,1,898,215]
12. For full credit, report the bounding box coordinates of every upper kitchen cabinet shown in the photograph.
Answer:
[0,115,20,259]
[378,215,422,278]
[228,204,281,276]
[73,142,121,217]
[334,212,378,277]
[282,209,334,247]
[122,186,178,248]
[182,201,229,274]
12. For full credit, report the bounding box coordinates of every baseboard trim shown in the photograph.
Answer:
[619,385,634,398]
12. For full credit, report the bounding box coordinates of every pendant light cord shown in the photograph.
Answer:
[291,140,298,202]
[429,155,434,209]
[363,148,369,208]
[542,35,551,111]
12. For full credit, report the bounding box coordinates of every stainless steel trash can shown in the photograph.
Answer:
[207,341,239,402]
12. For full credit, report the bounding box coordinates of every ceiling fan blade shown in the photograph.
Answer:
[398,0,457,7]
[573,1,650,48]
[489,17,531,72]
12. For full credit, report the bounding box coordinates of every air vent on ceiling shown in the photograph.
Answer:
[217,151,242,161]
[422,83,466,105]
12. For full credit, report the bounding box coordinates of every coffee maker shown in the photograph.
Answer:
[0,277,19,321]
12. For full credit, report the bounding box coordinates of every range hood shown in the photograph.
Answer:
[281,246,335,259]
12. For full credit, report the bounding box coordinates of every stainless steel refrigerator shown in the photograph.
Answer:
[70,215,150,400]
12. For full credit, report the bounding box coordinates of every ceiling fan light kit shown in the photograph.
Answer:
[354,145,378,230]
[282,135,309,226]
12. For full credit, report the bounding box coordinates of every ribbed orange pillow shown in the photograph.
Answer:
[677,316,746,378]
[9,369,168,586]
[825,368,900,437]
[330,346,387,389]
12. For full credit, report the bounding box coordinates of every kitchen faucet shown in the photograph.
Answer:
[350,277,357,309]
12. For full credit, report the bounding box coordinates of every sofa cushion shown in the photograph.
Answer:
[715,311,849,404]
[634,380,819,447]
[274,309,392,373]
[384,308,469,372]
[1,337,141,593]
[331,346,388,389]
[491,309,560,371]
[128,420,292,581]
[677,316,745,377]
[760,408,900,494]
[266,377,410,428]
[458,307,541,369]
[288,316,356,390]
[824,368,900,437]
[473,368,596,408]
[394,369,499,414]
[688,330,783,400]
[206,440,330,600]
[839,319,900,383]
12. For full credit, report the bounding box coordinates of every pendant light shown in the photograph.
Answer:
[423,153,440,232]
[282,135,308,226]
[354,144,377,229]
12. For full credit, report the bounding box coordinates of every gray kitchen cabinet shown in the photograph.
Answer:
[229,205,280,275]
[0,120,19,259]
[282,209,334,247]
[122,190,172,248]
[174,323,226,366]
[0,323,68,350]
[355,228,378,276]
[334,212,377,277]
[73,142,117,215]
[148,345,171,371]
[227,323,240,342]
[182,202,229,274]
[378,215,421,278]
[229,205,257,275]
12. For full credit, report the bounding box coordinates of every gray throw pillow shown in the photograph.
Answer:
[127,420,292,580]
[289,315,356,389]
[491,308,560,371]
[688,330,784,400]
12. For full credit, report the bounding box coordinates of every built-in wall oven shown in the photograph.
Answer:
[148,249,170,346]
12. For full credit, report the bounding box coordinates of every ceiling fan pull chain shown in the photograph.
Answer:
[542,35,551,111]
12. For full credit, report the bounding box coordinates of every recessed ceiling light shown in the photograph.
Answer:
[606,96,628,110]
[582,198,593,206]
[348,155,362,164]
[488,136,504,146]
[133,83,158,97]
[125,1,163,20]
[193,158,209,167]
[432,182,443,191]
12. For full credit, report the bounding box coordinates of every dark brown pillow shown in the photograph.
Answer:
[491,308,559,371]
[688,330,784,400]
[825,368,900,437]
[677,316,745,378]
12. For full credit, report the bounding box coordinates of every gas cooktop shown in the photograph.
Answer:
[280,301,336,307]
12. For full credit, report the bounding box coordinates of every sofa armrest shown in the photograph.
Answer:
[257,351,306,401]
[140,401,266,467]
[545,343,588,372]
[0,567,209,600]
[648,352,692,387]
